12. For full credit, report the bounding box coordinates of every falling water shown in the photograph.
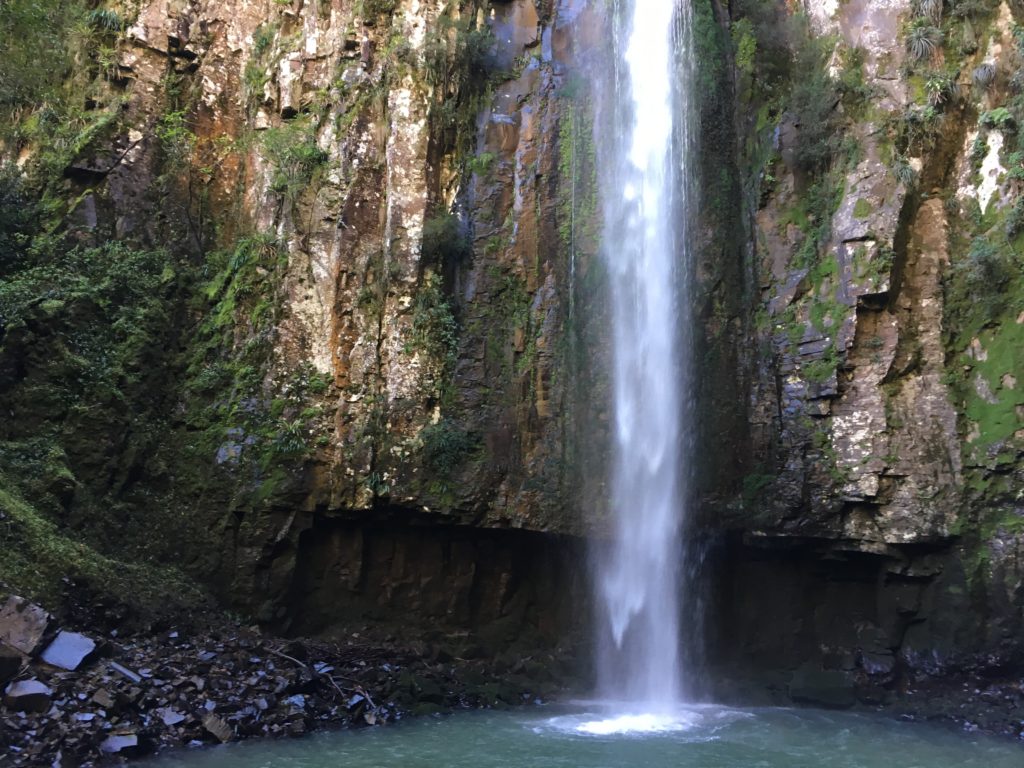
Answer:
[592,0,697,714]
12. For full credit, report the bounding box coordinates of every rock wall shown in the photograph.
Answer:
[284,519,586,643]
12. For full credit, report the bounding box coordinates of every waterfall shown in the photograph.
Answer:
[592,0,697,713]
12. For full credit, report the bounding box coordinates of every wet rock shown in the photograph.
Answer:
[40,631,97,671]
[3,679,53,712]
[860,651,896,676]
[0,597,52,656]
[789,664,856,709]
[413,675,445,705]
[91,688,115,709]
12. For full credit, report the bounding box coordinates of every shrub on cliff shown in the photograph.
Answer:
[421,212,470,268]
[0,0,80,109]
[961,237,1014,292]
[789,31,839,177]
[262,119,329,205]
[0,164,37,270]
[419,419,472,485]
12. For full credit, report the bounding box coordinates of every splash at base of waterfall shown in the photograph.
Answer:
[537,703,754,737]
[575,713,694,735]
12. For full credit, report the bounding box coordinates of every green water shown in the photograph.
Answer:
[148,704,1023,767]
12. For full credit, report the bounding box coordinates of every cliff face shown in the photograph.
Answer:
[711,0,1024,708]
[0,0,1022,709]
[1,0,593,632]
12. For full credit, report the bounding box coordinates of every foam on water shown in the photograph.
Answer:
[574,713,695,736]
[537,704,753,740]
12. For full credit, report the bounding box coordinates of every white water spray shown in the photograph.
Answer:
[591,0,696,715]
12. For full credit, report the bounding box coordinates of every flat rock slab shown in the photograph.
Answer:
[40,631,97,671]
[99,734,139,754]
[4,679,53,713]
[0,597,51,655]
[156,707,185,726]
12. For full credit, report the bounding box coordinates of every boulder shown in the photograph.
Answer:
[40,631,97,671]
[3,679,53,713]
[0,645,23,684]
[0,597,52,655]
[202,713,233,742]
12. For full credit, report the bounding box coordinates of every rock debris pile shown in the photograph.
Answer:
[1,596,564,765]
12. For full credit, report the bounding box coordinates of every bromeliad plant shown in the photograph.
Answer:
[907,19,943,62]
[915,0,943,24]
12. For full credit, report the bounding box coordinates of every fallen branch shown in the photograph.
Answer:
[266,646,310,671]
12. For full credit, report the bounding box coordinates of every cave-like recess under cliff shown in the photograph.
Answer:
[0,0,1022,710]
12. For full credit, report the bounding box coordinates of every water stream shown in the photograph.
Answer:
[591,0,696,717]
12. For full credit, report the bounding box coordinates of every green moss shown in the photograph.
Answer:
[1,0,137,218]
[409,271,459,399]
[0,241,176,415]
[959,504,1024,589]
[0,473,205,615]
[732,18,757,76]
[853,198,872,219]
[0,2,348,615]
[178,235,331,512]
[741,472,774,506]
[837,45,872,117]
[853,244,894,284]
[959,320,1024,455]
[693,0,729,115]
[485,268,534,385]
[0,0,85,112]
[785,175,844,269]
[802,346,839,383]
[360,0,398,18]
[467,151,496,176]
[943,179,1024,464]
